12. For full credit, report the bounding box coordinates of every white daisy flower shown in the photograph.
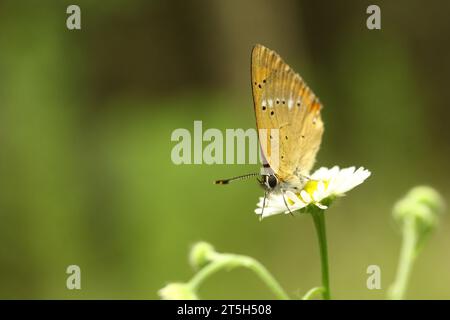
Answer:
[255,166,371,219]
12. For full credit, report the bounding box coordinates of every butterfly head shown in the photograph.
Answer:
[260,174,278,191]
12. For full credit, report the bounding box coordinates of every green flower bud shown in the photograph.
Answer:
[394,186,444,225]
[408,186,445,215]
[158,283,198,300]
[388,186,445,299]
[393,186,445,252]
[189,242,216,269]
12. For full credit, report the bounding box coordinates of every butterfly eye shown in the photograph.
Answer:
[266,175,278,189]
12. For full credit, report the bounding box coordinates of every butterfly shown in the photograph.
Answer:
[215,44,324,212]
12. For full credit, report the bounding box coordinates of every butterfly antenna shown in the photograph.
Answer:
[214,173,260,185]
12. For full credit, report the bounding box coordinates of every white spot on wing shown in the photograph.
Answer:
[288,99,293,109]
[268,99,273,107]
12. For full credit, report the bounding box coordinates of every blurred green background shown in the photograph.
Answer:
[0,0,449,299]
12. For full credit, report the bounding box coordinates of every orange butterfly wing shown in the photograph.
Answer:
[251,44,324,182]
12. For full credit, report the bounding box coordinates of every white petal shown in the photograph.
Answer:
[311,167,330,180]
[329,166,340,177]
[317,180,326,193]
[315,202,328,210]
[285,190,298,203]
[255,205,284,217]
[334,167,370,194]
[300,190,312,203]
[312,181,328,202]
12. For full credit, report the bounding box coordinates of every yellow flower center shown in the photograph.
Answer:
[286,180,329,205]
[300,180,330,202]
[304,180,319,195]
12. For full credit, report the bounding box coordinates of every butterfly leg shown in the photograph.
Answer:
[259,191,269,221]
[281,189,294,216]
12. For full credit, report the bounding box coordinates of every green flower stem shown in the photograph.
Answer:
[188,253,290,300]
[302,286,325,300]
[311,209,331,300]
[388,217,417,300]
